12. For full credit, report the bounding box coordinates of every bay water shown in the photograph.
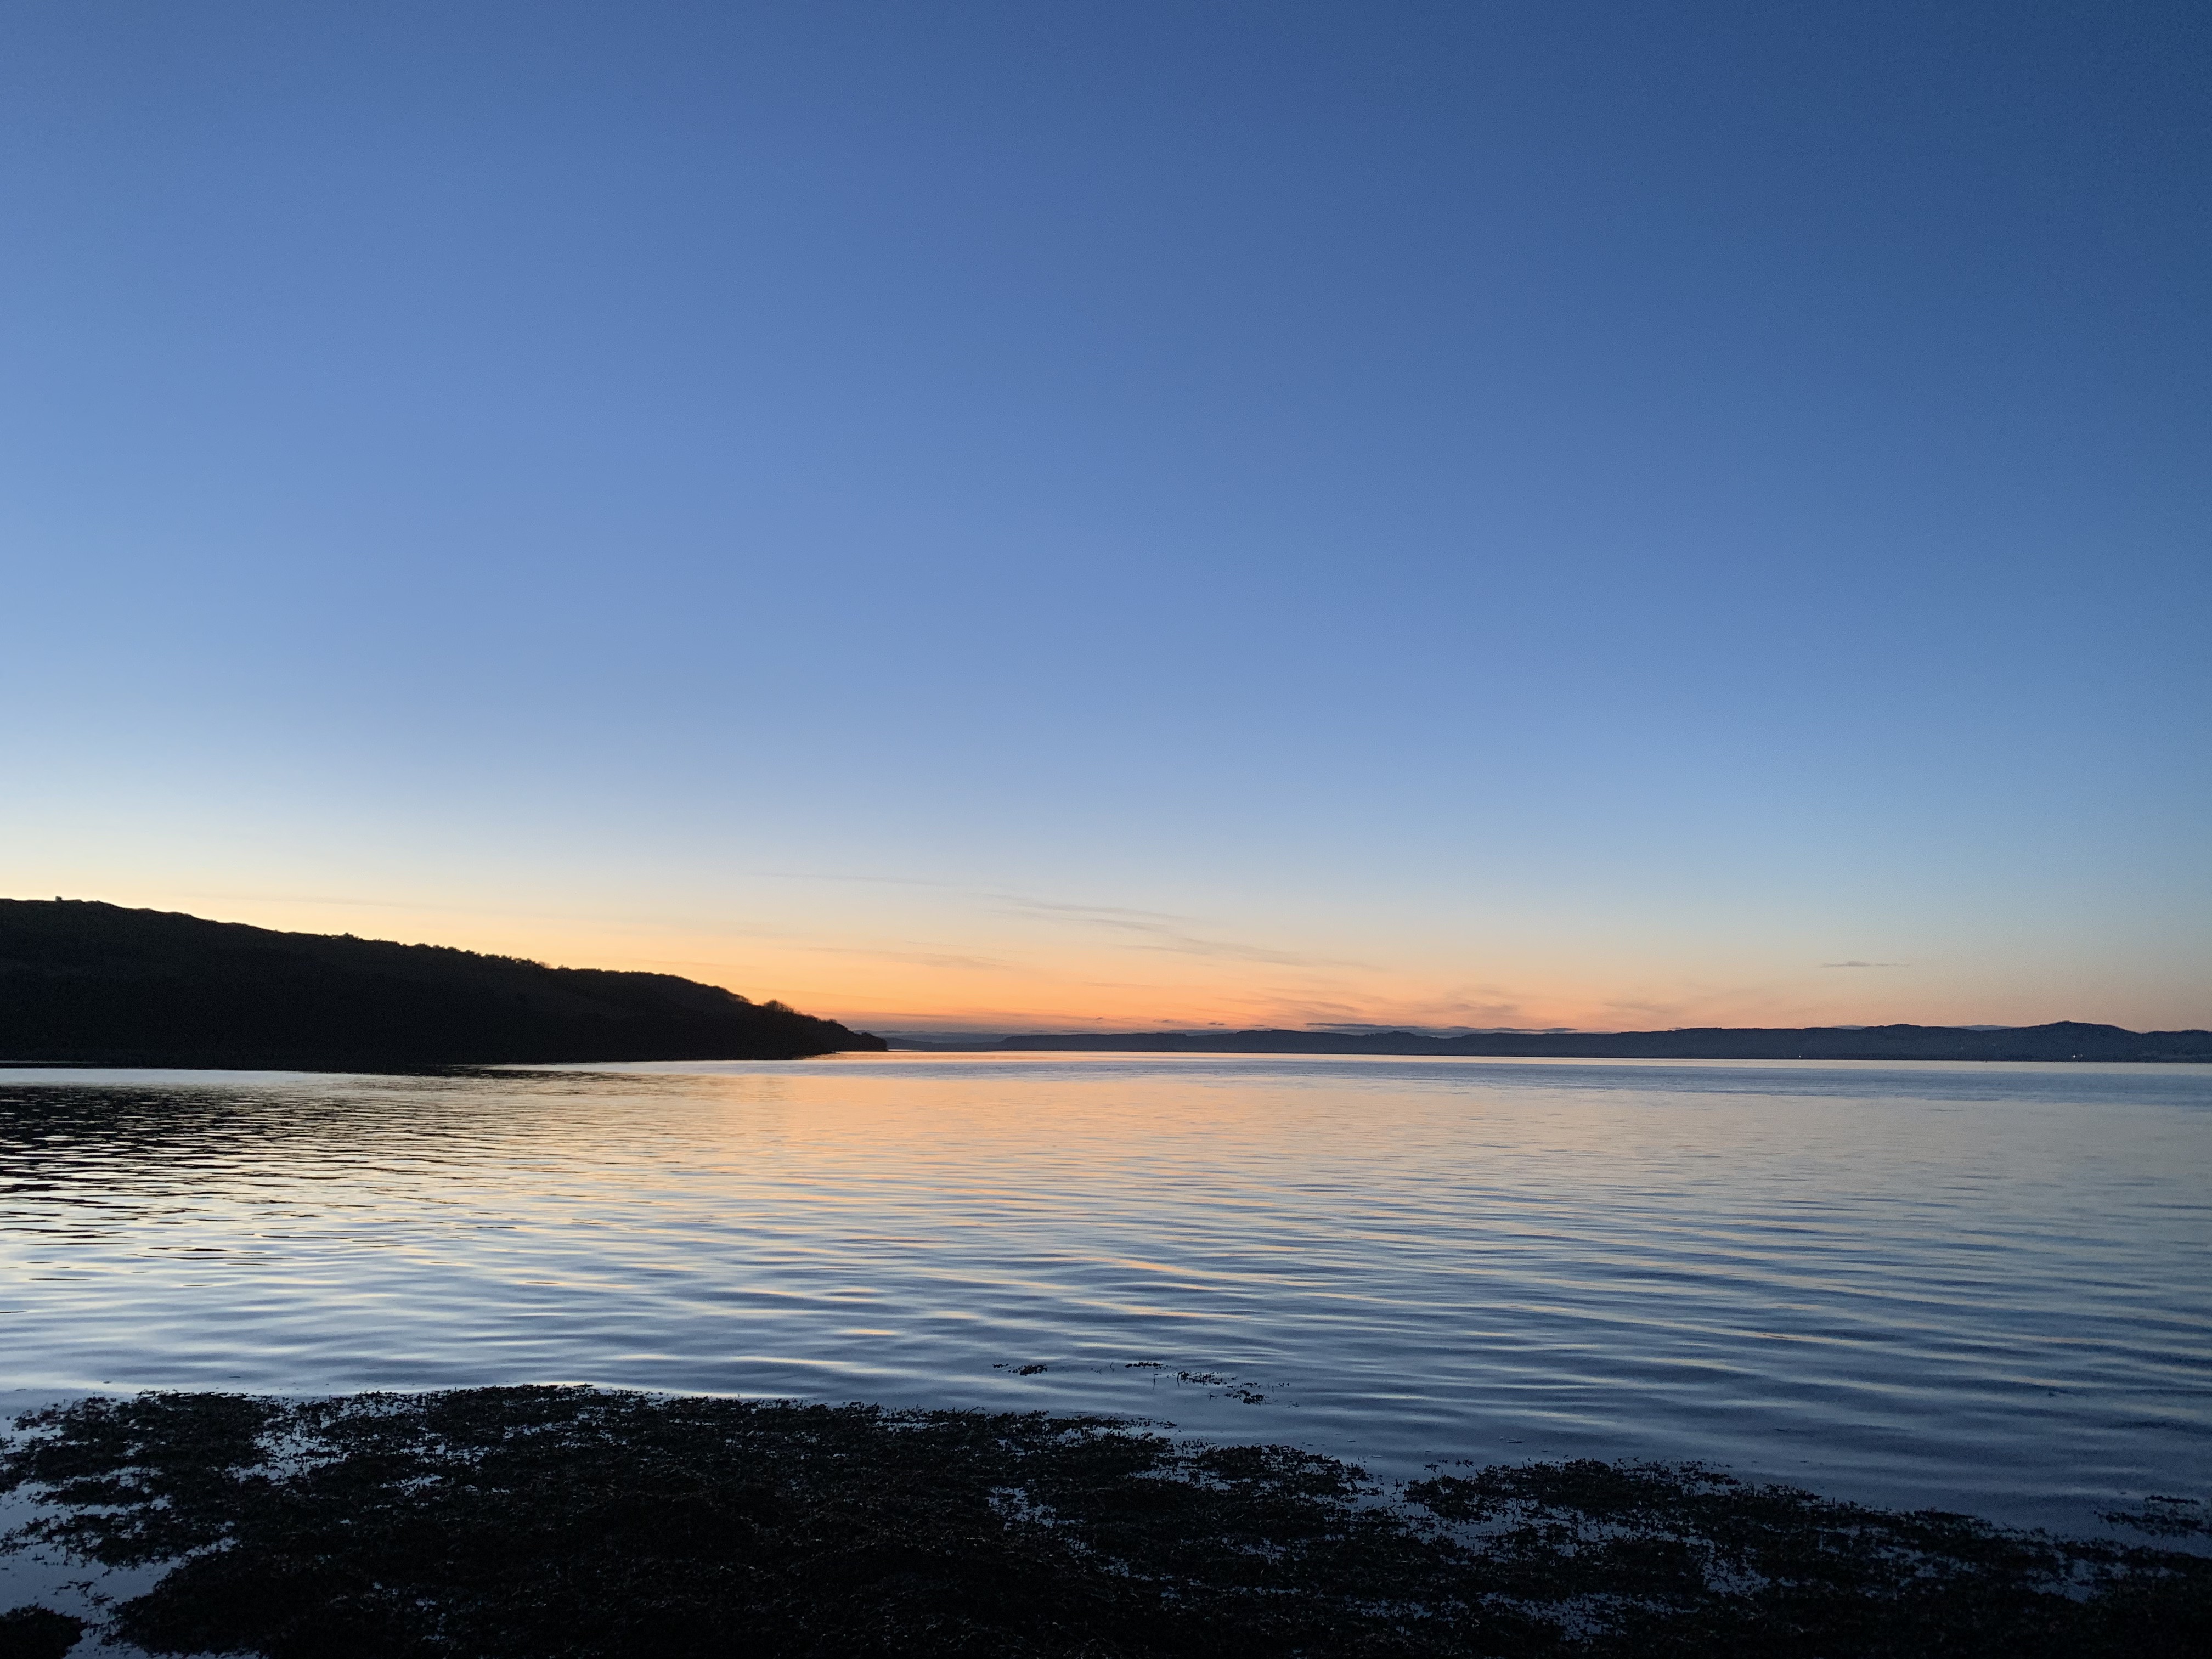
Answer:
[3,1052,2207,1539]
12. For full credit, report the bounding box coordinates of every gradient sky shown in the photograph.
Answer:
[3,1,2207,1034]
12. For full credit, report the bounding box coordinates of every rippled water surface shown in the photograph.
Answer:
[3,1053,2207,1530]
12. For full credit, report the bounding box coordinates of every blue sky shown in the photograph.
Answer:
[3,1,2206,1031]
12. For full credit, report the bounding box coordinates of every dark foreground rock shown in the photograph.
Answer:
[0,1604,86,1658]
[3,1389,2205,1657]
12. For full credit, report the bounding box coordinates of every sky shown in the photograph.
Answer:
[2,1,2206,1035]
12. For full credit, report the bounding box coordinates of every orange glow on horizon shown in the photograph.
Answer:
[40,884,2196,1037]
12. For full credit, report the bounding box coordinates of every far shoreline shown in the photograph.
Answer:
[881,1019,2212,1063]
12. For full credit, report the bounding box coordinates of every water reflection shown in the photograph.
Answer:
[3,1054,2207,1531]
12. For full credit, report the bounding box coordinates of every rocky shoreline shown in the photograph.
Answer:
[4,1387,2206,1657]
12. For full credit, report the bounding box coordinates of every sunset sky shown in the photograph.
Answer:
[4,1,2206,1035]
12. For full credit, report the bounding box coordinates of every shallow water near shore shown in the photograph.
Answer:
[2,1052,2206,1541]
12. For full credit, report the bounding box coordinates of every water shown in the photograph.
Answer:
[2,1053,2207,1537]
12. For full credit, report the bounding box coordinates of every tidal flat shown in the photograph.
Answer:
[4,1385,2207,1657]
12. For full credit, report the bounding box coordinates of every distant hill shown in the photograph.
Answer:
[0,900,884,1068]
[899,1023,2212,1063]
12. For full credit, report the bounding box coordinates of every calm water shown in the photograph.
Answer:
[3,1053,2207,1534]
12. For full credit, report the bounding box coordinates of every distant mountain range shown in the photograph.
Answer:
[0,900,884,1067]
[892,1023,2212,1063]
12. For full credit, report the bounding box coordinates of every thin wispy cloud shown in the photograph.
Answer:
[1022,912,1364,970]
[1126,933,1359,967]
[763,871,967,889]
[1598,996,1697,1026]
[1824,960,1908,969]
[997,896,1193,925]
[753,873,1364,973]
[791,944,1017,972]
[995,892,1367,970]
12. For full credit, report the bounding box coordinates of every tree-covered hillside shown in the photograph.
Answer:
[0,900,883,1067]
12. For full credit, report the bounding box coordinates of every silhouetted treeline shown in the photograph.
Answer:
[0,900,883,1068]
[905,1022,2212,1062]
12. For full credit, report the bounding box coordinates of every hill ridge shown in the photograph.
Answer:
[0,899,883,1067]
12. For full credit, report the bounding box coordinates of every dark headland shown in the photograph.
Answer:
[0,899,884,1068]
[898,1022,2212,1062]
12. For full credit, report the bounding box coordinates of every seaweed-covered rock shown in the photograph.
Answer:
[0,1604,87,1658]
[4,1389,2205,1657]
